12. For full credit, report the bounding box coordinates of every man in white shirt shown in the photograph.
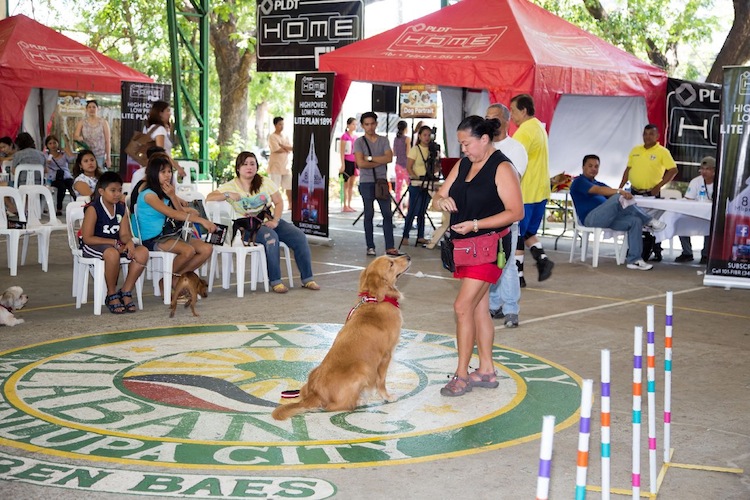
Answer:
[485,103,528,328]
[675,156,715,264]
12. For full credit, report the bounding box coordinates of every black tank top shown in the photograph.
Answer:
[449,150,510,240]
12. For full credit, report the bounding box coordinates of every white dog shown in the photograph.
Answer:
[0,286,29,326]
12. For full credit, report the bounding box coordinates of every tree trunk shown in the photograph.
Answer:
[209,13,255,146]
[707,0,750,83]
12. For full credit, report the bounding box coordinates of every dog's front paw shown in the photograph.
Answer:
[382,392,396,403]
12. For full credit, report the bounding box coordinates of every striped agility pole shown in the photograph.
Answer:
[575,379,594,500]
[601,349,611,500]
[647,305,657,494]
[664,291,673,463]
[536,415,556,500]
[632,326,643,500]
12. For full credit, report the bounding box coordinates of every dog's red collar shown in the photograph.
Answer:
[346,293,400,321]
[0,304,13,313]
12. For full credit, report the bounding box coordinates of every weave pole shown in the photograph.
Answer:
[632,326,643,500]
[664,291,673,463]
[646,305,657,494]
[575,379,594,500]
[536,415,556,500]
[601,349,611,500]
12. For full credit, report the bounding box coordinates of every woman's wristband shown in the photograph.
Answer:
[473,219,479,232]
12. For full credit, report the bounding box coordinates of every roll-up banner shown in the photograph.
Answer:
[666,78,721,182]
[292,72,334,238]
[120,82,171,181]
[704,66,750,289]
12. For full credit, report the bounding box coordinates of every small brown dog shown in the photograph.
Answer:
[169,272,208,318]
[272,254,411,420]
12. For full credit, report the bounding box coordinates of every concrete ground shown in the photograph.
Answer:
[0,202,748,499]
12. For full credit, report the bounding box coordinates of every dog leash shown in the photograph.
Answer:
[346,292,400,321]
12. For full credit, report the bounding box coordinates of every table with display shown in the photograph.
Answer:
[633,196,712,244]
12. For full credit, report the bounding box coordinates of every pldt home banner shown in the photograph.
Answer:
[704,66,750,290]
[292,73,334,238]
[256,0,363,71]
[120,81,171,181]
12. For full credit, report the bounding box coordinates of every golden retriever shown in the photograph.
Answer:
[169,272,208,318]
[272,254,411,420]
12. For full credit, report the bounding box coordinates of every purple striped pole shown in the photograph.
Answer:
[575,379,594,499]
[536,415,556,500]
[664,291,673,463]
[632,326,643,500]
[601,349,611,500]
[646,305,657,494]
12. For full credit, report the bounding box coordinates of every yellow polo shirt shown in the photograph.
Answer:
[626,144,676,190]
[513,117,550,204]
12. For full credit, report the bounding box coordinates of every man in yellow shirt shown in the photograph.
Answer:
[619,124,678,261]
[510,94,554,287]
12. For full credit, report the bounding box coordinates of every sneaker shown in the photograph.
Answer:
[675,254,694,263]
[366,248,376,257]
[519,276,526,288]
[537,258,554,281]
[627,259,653,271]
[503,314,519,328]
[490,309,505,319]
[645,218,667,231]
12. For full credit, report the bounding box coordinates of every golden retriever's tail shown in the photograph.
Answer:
[271,394,321,421]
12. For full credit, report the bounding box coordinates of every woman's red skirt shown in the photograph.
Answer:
[454,263,502,283]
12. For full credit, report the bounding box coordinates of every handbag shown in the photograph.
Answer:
[452,227,510,268]
[363,138,390,201]
[125,125,158,166]
[440,234,455,272]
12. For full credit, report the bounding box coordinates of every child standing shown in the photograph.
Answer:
[80,171,149,314]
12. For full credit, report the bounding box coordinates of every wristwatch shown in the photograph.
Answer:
[367,155,373,162]
[223,192,231,200]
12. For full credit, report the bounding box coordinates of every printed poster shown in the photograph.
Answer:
[400,84,438,119]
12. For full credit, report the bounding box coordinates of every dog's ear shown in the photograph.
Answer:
[360,260,390,301]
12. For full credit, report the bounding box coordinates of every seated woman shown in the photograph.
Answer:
[133,153,216,276]
[206,151,320,294]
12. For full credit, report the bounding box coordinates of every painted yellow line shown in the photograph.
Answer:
[666,462,744,474]
[586,485,655,498]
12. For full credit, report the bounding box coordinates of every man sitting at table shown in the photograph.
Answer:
[570,154,666,271]
[675,156,715,265]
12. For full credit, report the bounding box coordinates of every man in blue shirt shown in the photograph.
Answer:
[570,154,665,271]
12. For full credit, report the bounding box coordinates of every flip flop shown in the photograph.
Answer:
[469,370,500,389]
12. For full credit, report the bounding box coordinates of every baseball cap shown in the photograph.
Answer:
[700,156,716,168]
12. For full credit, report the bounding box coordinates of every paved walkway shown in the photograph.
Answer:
[0,207,748,499]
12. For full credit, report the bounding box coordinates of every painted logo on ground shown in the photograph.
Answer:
[0,323,580,478]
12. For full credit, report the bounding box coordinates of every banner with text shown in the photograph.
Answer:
[704,66,750,289]
[257,0,363,72]
[666,78,721,182]
[400,84,438,119]
[292,73,334,238]
[120,81,171,181]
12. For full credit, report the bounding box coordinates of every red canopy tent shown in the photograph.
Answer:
[0,14,153,138]
[319,0,667,133]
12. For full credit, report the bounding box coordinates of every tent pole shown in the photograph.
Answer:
[38,88,45,147]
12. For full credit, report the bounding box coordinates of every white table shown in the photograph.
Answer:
[633,197,711,243]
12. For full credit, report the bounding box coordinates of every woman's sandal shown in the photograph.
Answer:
[440,374,472,397]
[272,283,289,294]
[106,292,126,314]
[469,370,500,389]
[302,281,320,290]
[119,289,137,313]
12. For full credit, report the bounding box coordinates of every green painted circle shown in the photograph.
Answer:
[0,323,581,469]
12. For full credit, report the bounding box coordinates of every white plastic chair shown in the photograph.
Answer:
[18,185,66,233]
[659,188,682,255]
[176,160,200,194]
[132,204,177,305]
[0,186,51,276]
[205,201,269,297]
[65,201,144,315]
[569,202,628,267]
[13,164,45,187]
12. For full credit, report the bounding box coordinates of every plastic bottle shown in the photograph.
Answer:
[698,185,707,202]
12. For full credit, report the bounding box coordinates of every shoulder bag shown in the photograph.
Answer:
[452,227,511,268]
[125,125,159,167]
[363,139,390,200]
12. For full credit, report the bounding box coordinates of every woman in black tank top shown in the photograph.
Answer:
[433,116,524,397]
